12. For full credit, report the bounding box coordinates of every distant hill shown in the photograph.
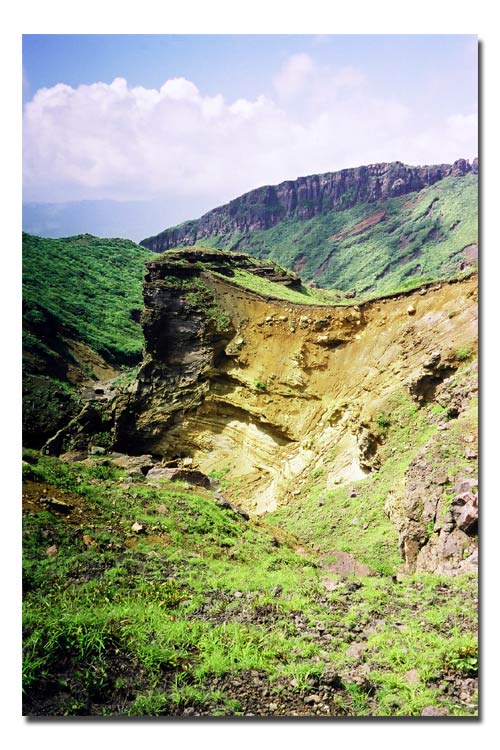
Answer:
[142,159,478,296]
[22,197,213,244]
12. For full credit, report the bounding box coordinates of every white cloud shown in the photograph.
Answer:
[273,53,315,99]
[22,57,478,207]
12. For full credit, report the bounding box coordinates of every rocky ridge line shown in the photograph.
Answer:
[141,158,478,253]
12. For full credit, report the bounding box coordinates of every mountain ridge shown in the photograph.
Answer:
[141,157,478,253]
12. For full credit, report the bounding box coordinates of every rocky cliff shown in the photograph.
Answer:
[102,249,478,576]
[141,158,478,253]
[46,247,477,576]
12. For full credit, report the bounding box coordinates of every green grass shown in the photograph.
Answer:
[23,448,477,717]
[23,233,152,365]
[197,174,477,296]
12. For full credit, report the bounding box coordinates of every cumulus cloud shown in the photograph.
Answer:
[23,55,478,207]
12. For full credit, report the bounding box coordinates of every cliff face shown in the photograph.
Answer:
[108,249,478,576]
[141,158,478,252]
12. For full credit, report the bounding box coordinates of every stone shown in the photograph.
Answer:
[321,670,341,688]
[346,642,366,660]
[457,493,478,532]
[46,545,58,557]
[233,591,243,598]
[454,477,478,494]
[348,487,358,498]
[322,551,375,577]
[42,497,73,514]
[146,467,211,488]
[304,694,321,704]
[90,446,106,455]
[131,521,146,533]
[407,305,416,316]
[156,504,168,515]
[423,351,441,369]
[215,494,250,520]
[404,669,420,685]
[435,472,449,486]
[421,706,449,717]
[465,449,477,460]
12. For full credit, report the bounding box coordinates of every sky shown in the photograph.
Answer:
[22,34,478,221]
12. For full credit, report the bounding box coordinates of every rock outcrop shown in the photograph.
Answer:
[46,248,478,575]
[386,364,479,575]
[141,159,478,253]
[113,250,477,541]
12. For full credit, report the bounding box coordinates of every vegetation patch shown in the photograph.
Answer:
[199,174,477,296]
[23,233,151,365]
[23,450,477,717]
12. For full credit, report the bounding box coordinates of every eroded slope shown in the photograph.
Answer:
[104,249,478,575]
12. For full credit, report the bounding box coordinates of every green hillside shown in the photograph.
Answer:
[196,174,478,295]
[23,233,152,447]
[23,233,152,365]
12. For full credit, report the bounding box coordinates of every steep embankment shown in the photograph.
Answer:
[22,233,152,446]
[97,248,478,577]
[141,159,478,295]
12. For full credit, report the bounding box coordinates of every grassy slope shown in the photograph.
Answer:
[23,439,477,717]
[23,233,151,365]
[198,174,478,295]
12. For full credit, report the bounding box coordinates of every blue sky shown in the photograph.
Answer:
[22,34,478,215]
[23,34,477,112]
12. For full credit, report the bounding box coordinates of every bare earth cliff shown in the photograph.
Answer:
[90,249,479,577]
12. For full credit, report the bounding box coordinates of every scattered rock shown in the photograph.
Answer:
[421,706,449,717]
[304,694,321,704]
[41,496,73,514]
[404,669,420,685]
[423,351,441,369]
[435,472,449,486]
[234,591,243,599]
[146,467,211,488]
[131,522,146,533]
[346,642,367,660]
[348,487,358,498]
[454,477,478,494]
[214,493,250,520]
[407,305,416,316]
[456,493,478,532]
[465,449,477,460]
[322,551,375,577]
[90,446,106,455]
